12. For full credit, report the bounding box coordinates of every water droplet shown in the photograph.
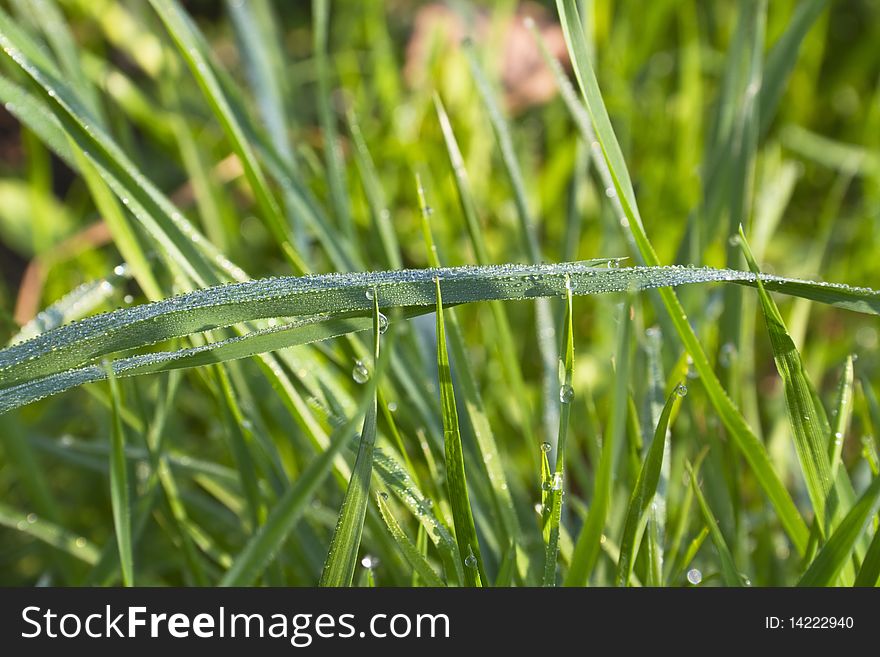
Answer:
[741,574,752,586]
[26,513,37,524]
[719,342,737,368]
[379,492,389,500]
[534,502,544,514]
[687,568,702,585]
[113,265,126,276]
[541,480,552,491]
[604,186,617,198]
[540,441,552,453]
[728,235,741,247]
[464,554,477,569]
[352,360,369,384]
[361,555,379,569]
[378,312,389,334]
[75,537,87,549]
[559,384,574,403]
[123,295,134,304]
[387,401,398,412]
[365,289,375,301]
[551,472,564,491]
[675,383,688,397]
[834,431,844,446]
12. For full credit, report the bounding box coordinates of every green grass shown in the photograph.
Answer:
[0,0,879,587]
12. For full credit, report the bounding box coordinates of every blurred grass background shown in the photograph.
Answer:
[0,0,879,586]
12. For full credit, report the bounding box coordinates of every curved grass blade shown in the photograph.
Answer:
[376,493,445,587]
[616,387,683,586]
[2,265,879,416]
[319,291,382,587]
[435,277,486,586]
[738,227,833,532]
[687,460,744,587]
[103,362,133,586]
[219,337,391,586]
[799,475,880,587]
[554,0,811,554]
[566,298,633,586]
[4,262,877,394]
[542,276,574,586]
[0,501,100,565]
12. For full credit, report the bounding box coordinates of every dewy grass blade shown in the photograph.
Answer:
[103,361,133,586]
[220,336,391,586]
[555,0,811,554]
[435,277,486,587]
[542,275,574,586]
[319,290,382,587]
[2,264,879,414]
[376,493,445,587]
[566,298,633,586]
[798,475,880,586]
[738,227,833,532]
[616,387,683,586]
[687,460,744,587]
[829,356,854,480]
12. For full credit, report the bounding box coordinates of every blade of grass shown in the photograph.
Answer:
[798,475,880,586]
[103,361,133,586]
[319,290,382,587]
[738,226,833,532]
[435,277,486,586]
[3,264,879,415]
[542,275,574,586]
[566,298,633,586]
[854,526,880,587]
[0,501,99,565]
[616,386,683,586]
[687,460,744,586]
[376,492,445,587]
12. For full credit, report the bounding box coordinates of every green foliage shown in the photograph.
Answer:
[0,0,878,587]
